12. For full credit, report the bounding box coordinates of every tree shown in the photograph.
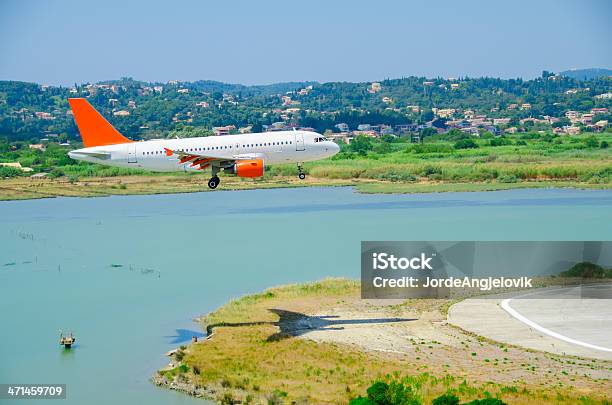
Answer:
[552,118,570,128]
[420,127,437,138]
[350,135,374,156]
[421,110,434,122]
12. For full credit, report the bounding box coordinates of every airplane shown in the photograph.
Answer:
[67,98,340,189]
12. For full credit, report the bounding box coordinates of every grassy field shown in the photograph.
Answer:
[0,174,609,201]
[156,279,612,405]
[1,132,610,200]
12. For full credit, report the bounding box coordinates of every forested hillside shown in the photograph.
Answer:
[0,72,610,142]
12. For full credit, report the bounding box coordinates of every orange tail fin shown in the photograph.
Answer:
[68,98,133,147]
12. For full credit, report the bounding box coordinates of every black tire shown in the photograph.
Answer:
[208,177,219,189]
[298,172,306,180]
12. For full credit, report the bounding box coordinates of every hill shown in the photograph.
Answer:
[0,74,610,142]
[559,68,612,80]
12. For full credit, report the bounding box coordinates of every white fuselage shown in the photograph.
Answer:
[68,130,339,172]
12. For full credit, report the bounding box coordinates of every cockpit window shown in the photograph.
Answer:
[314,137,328,142]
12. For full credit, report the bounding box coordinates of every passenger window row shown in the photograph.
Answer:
[142,140,293,155]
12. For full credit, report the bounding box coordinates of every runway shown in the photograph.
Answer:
[448,284,612,360]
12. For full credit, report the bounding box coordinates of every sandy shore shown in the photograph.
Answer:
[155,279,612,404]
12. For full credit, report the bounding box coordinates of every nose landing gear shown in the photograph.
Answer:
[297,163,306,180]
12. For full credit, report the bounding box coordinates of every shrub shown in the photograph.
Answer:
[0,166,22,178]
[48,168,65,178]
[454,139,478,150]
[559,262,611,278]
[489,137,512,147]
[421,165,443,177]
[221,392,235,405]
[584,136,599,148]
[366,382,389,404]
[411,143,454,154]
[464,399,506,405]
[432,393,460,405]
[497,174,518,183]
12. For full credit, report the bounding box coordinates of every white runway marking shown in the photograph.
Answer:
[501,285,612,353]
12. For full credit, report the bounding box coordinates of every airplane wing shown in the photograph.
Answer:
[163,148,260,170]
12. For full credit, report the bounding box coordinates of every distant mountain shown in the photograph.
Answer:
[559,68,612,80]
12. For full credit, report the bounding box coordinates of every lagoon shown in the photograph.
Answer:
[1,187,611,404]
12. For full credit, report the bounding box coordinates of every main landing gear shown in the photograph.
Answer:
[297,163,306,180]
[208,166,221,189]
[208,176,220,189]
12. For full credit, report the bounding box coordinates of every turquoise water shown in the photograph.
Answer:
[1,187,611,404]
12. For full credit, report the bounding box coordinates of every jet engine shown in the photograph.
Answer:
[229,159,265,178]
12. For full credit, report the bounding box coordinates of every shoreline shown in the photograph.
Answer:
[153,279,612,404]
[1,175,610,201]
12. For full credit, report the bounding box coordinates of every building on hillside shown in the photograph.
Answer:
[177,88,189,94]
[196,101,209,108]
[113,110,130,117]
[213,125,235,136]
[35,112,54,120]
[434,108,455,118]
[329,133,351,143]
[565,126,581,135]
[0,162,33,172]
[352,130,378,138]
[29,144,46,151]
[565,111,580,123]
[335,123,349,133]
[580,114,594,124]
[298,86,312,96]
[368,82,381,93]
[493,118,511,126]
[394,124,416,133]
[594,120,609,131]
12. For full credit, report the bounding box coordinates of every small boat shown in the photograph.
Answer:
[59,332,76,349]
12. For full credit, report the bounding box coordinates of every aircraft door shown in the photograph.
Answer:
[295,133,305,151]
[127,143,137,163]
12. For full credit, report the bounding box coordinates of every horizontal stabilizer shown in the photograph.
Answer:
[68,150,111,160]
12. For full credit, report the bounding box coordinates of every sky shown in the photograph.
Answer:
[0,0,610,86]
